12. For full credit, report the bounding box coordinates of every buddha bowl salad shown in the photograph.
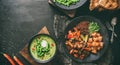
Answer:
[29,34,56,62]
[65,21,104,60]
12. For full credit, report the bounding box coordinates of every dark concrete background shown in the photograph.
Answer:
[0,0,120,65]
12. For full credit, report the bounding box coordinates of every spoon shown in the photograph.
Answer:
[105,21,117,37]
[110,17,117,43]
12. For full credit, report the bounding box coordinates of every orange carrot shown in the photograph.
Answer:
[3,53,16,65]
[13,56,24,65]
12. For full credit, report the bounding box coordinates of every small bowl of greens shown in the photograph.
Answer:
[28,34,56,63]
[52,0,87,10]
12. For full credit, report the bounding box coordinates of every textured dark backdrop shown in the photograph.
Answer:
[0,0,120,65]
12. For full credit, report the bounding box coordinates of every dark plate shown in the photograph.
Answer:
[28,34,57,63]
[52,0,87,10]
[61,16,109,62]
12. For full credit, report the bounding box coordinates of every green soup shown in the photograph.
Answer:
[30,35,56,61]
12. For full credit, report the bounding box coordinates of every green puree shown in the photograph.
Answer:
[30,35,56,61]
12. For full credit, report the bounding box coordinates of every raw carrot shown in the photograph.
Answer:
[3,53,16,65]
[13,56,23,65]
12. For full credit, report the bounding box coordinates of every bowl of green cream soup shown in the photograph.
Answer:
[28,34,57,63]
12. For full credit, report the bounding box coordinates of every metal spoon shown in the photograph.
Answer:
[110,17,117,43]
[106,21,117,37]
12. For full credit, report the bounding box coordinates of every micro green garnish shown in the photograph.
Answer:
[89,22,100,34]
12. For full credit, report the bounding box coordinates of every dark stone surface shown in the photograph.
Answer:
[0,0,120,65]
[0,0,55,65]
[53,14,115,65]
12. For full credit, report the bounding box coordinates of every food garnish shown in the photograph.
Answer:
[36,39,50,57]
[89,22,100,34]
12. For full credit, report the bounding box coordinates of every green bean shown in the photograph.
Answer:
[54,0,80,6]
[37,52,44,57]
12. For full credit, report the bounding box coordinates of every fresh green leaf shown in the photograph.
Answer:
[89,22,100,34]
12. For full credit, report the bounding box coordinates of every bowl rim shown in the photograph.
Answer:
[28,34,57,63]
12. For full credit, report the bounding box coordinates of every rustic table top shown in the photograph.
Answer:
[0,0,120,65]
